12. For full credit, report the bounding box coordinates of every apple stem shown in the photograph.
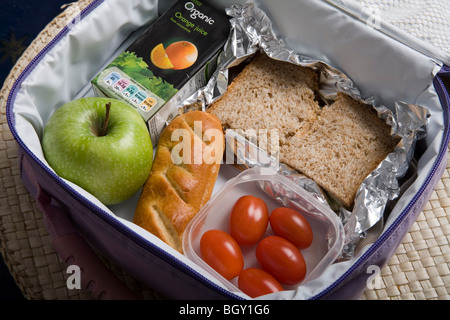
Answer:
[100,102,111,137]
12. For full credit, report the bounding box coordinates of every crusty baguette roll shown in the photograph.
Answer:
[133,111,224,252]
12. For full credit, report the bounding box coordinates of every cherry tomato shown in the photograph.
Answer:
[255,236,307,285]
[200,229,244,280]
[238,268,284,298]
[229,195,269,246]
[270,207,313,249]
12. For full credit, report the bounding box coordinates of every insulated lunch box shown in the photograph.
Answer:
[4,0,450,300]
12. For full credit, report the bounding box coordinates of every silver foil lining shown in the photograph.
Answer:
[180,1,429,259]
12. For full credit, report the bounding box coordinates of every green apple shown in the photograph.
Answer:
[42,97,153,205]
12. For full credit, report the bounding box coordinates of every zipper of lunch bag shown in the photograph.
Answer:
[6,0,242,300]
[316,0,450,300]
[9,0,449,300]
[311,68,450,300]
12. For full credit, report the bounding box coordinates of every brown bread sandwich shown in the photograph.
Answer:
[208,53,398,209]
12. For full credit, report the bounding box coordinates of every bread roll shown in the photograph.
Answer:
[133,111,224,252]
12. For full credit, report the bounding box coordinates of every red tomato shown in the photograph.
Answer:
[238,268,283,298]
[270,207,313,249]
[229,195,269,246]
[200,229,244,280]
[255,236,307,285]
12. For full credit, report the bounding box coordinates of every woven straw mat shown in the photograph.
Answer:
[0,0,449,300]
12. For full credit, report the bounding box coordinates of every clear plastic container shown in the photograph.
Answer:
[183,166,345,296]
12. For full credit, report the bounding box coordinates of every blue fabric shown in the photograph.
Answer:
[0,0,68,86]
[0,0,68,300]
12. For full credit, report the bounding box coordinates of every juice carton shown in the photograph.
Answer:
[92,0,230,146]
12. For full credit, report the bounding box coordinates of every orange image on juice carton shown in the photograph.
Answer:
[151,41,198,70]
